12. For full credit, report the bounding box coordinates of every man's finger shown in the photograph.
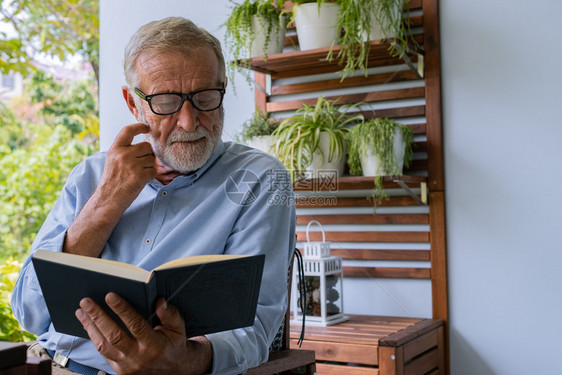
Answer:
[112,123,150,148]
[131,141,154,158]
[105,292,154,341]
[154,298,186,336]
[78,296,136,354]
[75,301,126,361]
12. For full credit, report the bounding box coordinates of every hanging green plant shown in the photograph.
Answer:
[327,0,417,79]
[223,0,288,86]
[347,118,414,205]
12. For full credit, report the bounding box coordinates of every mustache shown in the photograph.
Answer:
[165,128,210,145]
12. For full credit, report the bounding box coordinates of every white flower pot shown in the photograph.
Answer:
[250,15,286,58]
[362,4,401,42]
[360,128,405,176]
[294,3,341,51]
[306,132,346,177]
[248,135,276,155]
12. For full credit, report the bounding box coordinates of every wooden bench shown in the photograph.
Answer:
[0,341,51,375]
[290,315,444,374]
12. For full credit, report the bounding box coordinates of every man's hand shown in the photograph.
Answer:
[75,293,213,375]
[97,123,156,214]
[64,123,155,257]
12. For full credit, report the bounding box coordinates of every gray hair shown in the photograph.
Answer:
[123,17,226,89]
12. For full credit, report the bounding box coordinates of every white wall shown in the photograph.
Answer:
[100,0,562,373]
[441,0,562,374]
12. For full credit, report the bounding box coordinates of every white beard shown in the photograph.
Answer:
[140,109,223,174]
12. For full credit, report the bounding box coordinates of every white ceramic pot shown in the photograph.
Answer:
[362,4,401,42]
[359,128,405,176]
[306,131,346,177]
[250,15,286,58]
[248,135,276,155]
[294,3,341,51]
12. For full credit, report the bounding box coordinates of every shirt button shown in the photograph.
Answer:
[145,238,151,245]
[161,191,168,197]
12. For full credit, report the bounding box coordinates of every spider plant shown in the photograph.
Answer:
[223,0,288,85]
[327,0,416,79]
[272,96,364,180]
[235,108,279,144]
[347,117,414,205]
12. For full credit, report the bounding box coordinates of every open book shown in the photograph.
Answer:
[32,249,264,339]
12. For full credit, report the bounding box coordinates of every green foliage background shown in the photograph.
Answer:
[0,71,98,342]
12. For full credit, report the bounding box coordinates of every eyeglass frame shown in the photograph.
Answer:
[134,87,226,115]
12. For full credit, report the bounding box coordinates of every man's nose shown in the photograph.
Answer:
[175,99,198,132]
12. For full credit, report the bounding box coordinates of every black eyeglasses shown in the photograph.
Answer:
[134,87,225,115]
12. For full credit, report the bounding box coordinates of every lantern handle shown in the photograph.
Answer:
[306,220,326,243]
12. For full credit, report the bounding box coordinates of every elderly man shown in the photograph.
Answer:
[12,17,295,375]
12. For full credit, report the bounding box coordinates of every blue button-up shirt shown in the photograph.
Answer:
[11,140,296,374]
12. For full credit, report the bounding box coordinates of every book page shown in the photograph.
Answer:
[155,254,247,271]
[33,249,150,282]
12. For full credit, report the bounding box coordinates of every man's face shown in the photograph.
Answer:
[134,47,224,173]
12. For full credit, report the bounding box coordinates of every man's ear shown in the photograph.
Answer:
[122,86,140,118]
[223,76,228,90]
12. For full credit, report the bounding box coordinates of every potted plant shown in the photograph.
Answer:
[272,96,364,180]
[292,0,341,51]
[236,108,279,154]
[223,0,288,83]
[347,117,414,205]
[327,0,416,79]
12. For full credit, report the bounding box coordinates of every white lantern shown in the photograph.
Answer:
[292,221,348,326]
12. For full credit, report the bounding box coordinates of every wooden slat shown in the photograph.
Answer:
[293,340,379,365]
[254,72,267,113]
[296,214,429,225]
[404,348,439,375]
[245,349,316,375]
[413,140,428,152]
[242,35,424,78]
[429,192,448,322]
[409,123,426,135]
[423,0,444,191]
[343,266,430,279]
[406,159,427,171]
[359,105,425,120]
[379,346,404,375]
[271,69,421,96]
[290,314,423,345]
[403,328,439,362]
[295,196,424,209]
[297,231,429,243]
[330,249,430,262]
[270,56,409,79]
[294,175,426,191]
[409,0,422,9]
[316,363,380,375]
[267,87,425,113]
[380,319,443,347]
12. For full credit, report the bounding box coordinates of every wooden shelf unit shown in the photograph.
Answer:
[239,0,448,372]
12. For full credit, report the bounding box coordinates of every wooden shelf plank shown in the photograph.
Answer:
[294,175,426,191]
[239,35,424,78]
[296,231,429,243]
[343,266,431,279]
[296,214,429,226]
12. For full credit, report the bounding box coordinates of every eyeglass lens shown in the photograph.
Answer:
[150,90,223,114]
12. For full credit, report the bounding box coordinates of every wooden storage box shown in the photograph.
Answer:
[290,314,445,375]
